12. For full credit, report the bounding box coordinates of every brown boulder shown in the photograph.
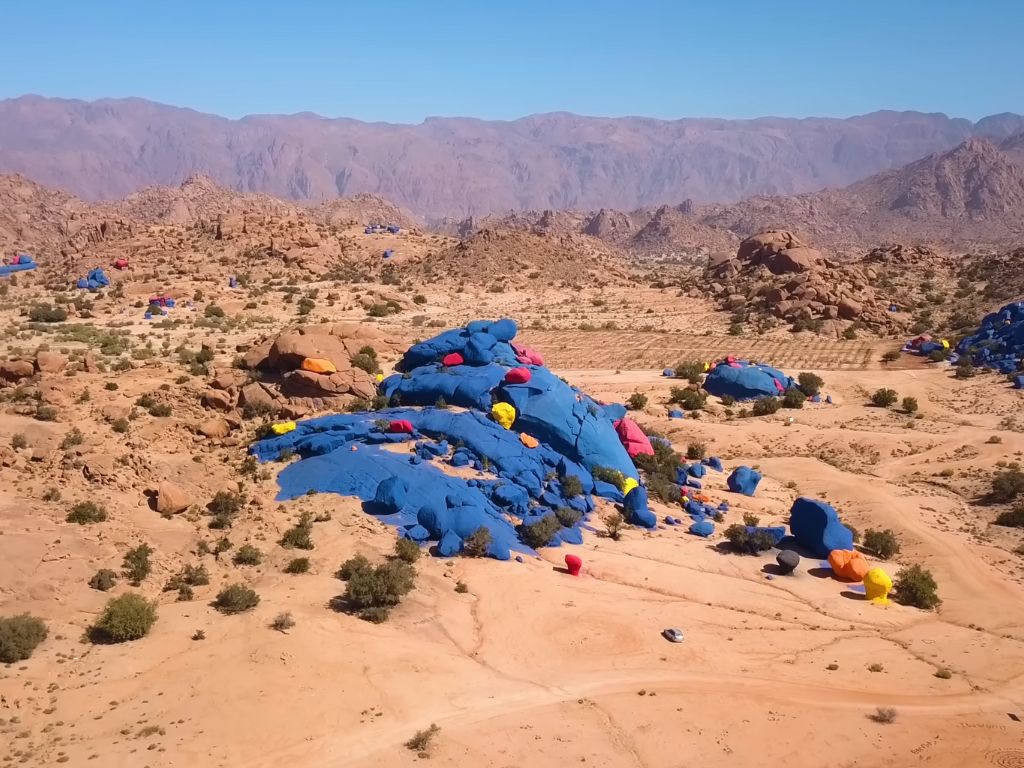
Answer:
[82,351,100,373]
[242,340,274,370]
[725,294,747,310]
[268,332,353,372]
[239,382,282,412]
[201,389,234,411]
[197,418,232,438]
[210,369,248,391]
[348,370,378,400]
[838,298,863,320]
[35,351,68,374]
[1,359,35,381]
[765,288,789,304]
[102,403,132,423]
[767,247,822,275]
[156,480,192,514]
[737,230,803,264]
[83,454,116,480]
[282,369,353,397]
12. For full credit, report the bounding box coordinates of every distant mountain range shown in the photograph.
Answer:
[2,95,1024,219]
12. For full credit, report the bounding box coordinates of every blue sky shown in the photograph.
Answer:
[1,0,1021,122]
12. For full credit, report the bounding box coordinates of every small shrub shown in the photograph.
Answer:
[351,352,381,374]
[454,581,469,593]
[204,304,225,318]
[0,614,48,662]
[869,707,897,724]
[870,388,898,408]
[934,668,952,679]
[626,392,648,410]
[782,388,806,409]
[927,348,949,362]
[994,504,1024,528]
[893,564,941,609]
[88,569,118,592]
[555,506,582,528]
[271,612,295,632]
[66,501,108,525]
[462,527,492,557]
[669,386,706,411]
[720,394,736,406]
[122,543,153,585]
[686,442,707,461]
[797,372,824,396]
[214,584,261,614]
[673,361,704,383]
[560,475,583,497]
[902,396,919,413]
[867,662,884,672]
[341,559,416,621]
[881,350,900,363]
[604,512,625,541]
[177,585,194,601]
[11,433,28,449]
[60,428,84,449]
[338,554,373,581]
[112,418,129,433]
[35,405,58,422]
[724,524,776,554]
[192,629,206,640]
[149,403,172,417]
[208,490,245,529]
[742,512,760,527]
[28,304,68,323]
[232,544,263,566]
[593,466,626,491]
[752,396,780,416]
[955,361,977,379]
[394,537,421,564]
[91,594,157,643]
[280,515,314,549]
[285,557,311,574]
[991,469,1024,502]
[42,487,61,502]
[412,294,427,305]
[519,514,561,548]
[863,529,901,559]
[405,723,440,753]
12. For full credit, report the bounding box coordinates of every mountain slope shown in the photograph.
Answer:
[1,96,1022,218]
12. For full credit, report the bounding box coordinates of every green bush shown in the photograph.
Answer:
[0,614,48,662]
[893,564,941,609]
[724,524,777,554]
[995,504,1024,528]
[593,466,626,491]
[285,557,311,574]
[164,564,209,591]
[351,352,381,374]
[412,294,427,305]
[339,559,416,621]
[112,418,129,433]
[89,569,118,592]
[902,397,919,413]
[720,394,736,406]
[338,554,372,581]
[560,474,583,497]
[35,405,58,422]
[149,403,172,417]
[555,506,582,528]
[28,304,68,323]
[955,361,977,379]
[208,490,245,529]
[462,527,492,557]
[204,304,225,318]
[797,372,824,396]
[992,469,1024,502]
[881,350,901,363]
[870,388,898,408]
[214,584,261,614]
[604,512,625,540]
[782,388,806,409]
[232,544,263,566]
[669,386,706,411]
[91,594,157,643]
[394,537,421,563]
[927,348,949,362]
[752,396,780,416]
[60,428,84,449]
[863,529,901,559]
[626,392,648,410]
[686,442,707,460]
[518,514,561,548]
[122,543,153,585]
[67,501,108,524]
[279,514,314,549]
[673,361,705,383]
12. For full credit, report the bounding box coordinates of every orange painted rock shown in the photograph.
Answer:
[828,549,869,581]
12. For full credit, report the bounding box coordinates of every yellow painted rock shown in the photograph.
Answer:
[863,567,892,604]
[271,421,297,435]
[491,402,516,429]
[622,477,639,496]
[375,373,384,383]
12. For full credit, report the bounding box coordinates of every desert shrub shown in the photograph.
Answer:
[232,544,263,566]
[367,303,389,317]
[927,348,949,362]
[782,388,806,409]
[89,569,118,592]
[341,559,416,621]
[214,584,260,614]
[902,396,919,413]
[724,524,777,554]
[555,506,582,528]
[10,433,28,449]
[673,361,704,383]
[112,418,129,433]
[164,563,210,593]
[91,594,157,643]
[412,294,427,304]
[136,393,156,409]
[279,514,314,549]
[560,474,583,497]
[934,668,952,679]
[204,304,225,318]
[405,723,440,753]
[518,514,561,548]
[208,490,245,529]
[992,469,1024,502]
[285,557,311,574]
[271,612,295,631]
[149,402,172,417]
[454,581,469,593]
[28,304,67,323]
[846,524,861,543]
[869,707,897,724]
[296,297,315,315]
[462,527,492,557]
[684,443,706,461]
[881,350,901,363]
[863,529,901,559]
[669,386,706,411]
[626,392,648,410]
[720,394,736,406]
[122,544,153,585]
[893,564,941,609]
[955,361,977,379]
[0,614,48,662]
[752,396,780,416]
[604,511,625,540]
[338,554,373,581]
[66,501,108,525]
[870,388,898,408]
[995,503,1024,528]
[351,352,381,374]
[742,512,760,526]
[60,427,84,449]
[593,466,626,491]
[35,405,58,422]
[394,537,421,563]
[797,372,824,396]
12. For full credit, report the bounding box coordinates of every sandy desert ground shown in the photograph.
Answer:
[2,224,1024,768]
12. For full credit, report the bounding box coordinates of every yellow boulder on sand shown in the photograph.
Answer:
[300,357,337,374]
[863,567,893,604]
[622,477,639,496]
[491,402,516,429]
[271,421,297,435]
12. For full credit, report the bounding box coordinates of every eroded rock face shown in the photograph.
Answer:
[35,351,68,374]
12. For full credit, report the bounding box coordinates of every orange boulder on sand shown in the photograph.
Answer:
[828,549,869,581]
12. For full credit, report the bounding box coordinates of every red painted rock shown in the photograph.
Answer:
[504,367,532,384]
[442,352,464,366]
[564,554,582,576]
[388,420,414,434]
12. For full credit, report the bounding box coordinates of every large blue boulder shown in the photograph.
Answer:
[624,486,657,528]
[689,464,706,478]
[727,466,761,496]
[374,476,408,513]
[438,530,463,556]
[704,361,794,401]
[789,497,854,558]
[689,519,715,537]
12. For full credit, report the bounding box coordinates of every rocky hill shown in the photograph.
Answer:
[3,96,1024,217]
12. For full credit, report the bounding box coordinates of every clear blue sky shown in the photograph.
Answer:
[1,0,1021,122]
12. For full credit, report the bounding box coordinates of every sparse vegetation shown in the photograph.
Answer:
[518,514,561,548]
[90,594,157,643]
[214,584,261,614]
[462,527,492,557]
[122,544,153,585]
[405,723,440,753]
[673,361,704,383]
[724,524,776,554]
[752,396,780,416]
[0,614,48,662]
[991,468,1024,502]
[271,612,295,632]
[869,707,897,724]
[208,489,245,529]
[232,544,263,566]
[28,304,68,323]
[893,564,941,609]
[604,511,625,540]
[335,557,416,622]
[863,529,901,559]
[88,569,118,592]
[881,350,900,363]
[782,388,806,409]
[285,557,311,574]
[669,386,706,411]
[870,388,898,408]
[66,501,108,525]
[797,372,824,396]
[593,466,626,491]
[11,433,28,449]
[686,442,707,461]
[994,503,1024,528]
[394,537,421,563]
[560,474,583,497]
[626,391,648,410]
[902,396,919,413]
[280,512,315,549]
